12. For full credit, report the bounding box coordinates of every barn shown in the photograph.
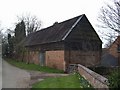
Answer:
[25,14,102,71]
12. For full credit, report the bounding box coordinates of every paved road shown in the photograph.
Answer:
[2,60,30,88]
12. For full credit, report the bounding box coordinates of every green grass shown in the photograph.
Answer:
[32,73,94,89]
[5,58,64,73]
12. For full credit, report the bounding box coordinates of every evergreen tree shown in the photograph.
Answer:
[2,35,8,57]
[15,20,26,44]
[8,33,14,57]
[14,20,26,60]
[20,20,26,40]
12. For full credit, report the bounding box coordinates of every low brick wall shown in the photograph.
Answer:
[77,64,109,89]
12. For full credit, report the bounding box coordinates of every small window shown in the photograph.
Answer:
[118,45,120,52]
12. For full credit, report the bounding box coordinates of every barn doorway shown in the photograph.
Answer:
[39,51,45,66]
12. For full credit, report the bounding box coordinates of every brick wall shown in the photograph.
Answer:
[23,50,65,70]
[24,51,40,65]
[65,50,101,67]
[46,50,65,70]
[108,36,120,66]
[109,41,118,58]
[77,64,109,89]
[108,36,120,58]
[32,51,40,64]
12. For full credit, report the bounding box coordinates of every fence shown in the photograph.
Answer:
[77,64,109,89]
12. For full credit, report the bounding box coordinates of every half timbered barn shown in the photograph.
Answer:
[25,14,102,71]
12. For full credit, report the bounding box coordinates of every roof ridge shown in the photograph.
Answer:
[32,14,85,34]
[59,14,84,24]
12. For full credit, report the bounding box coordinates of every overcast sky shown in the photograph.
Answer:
[0,0,109,46]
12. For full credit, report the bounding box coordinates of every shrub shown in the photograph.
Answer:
[108,68,120,88]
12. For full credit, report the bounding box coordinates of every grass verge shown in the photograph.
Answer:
[5,58,64,73]
[32,73,94,89]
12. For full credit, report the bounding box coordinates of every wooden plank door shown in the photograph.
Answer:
[40,51,45,66]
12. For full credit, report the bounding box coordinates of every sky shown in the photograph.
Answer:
[0,0,108,46]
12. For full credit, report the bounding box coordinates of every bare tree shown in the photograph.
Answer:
[97,0,120,47]
[6,29,15,34]
[98,0,120,34]
[17,14,41,35]
[104,34,114,48]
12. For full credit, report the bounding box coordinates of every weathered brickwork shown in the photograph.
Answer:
[32,51,40,64]
[23,50,101,71]
[24,51,40,65]
[46,50,65,70]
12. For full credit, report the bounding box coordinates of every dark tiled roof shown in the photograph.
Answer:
[25,14,84,46]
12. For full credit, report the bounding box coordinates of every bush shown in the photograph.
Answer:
[88,66,119,75]
[108,68,120,88]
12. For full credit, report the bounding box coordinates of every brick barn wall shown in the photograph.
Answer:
[23,50,101,70]
[65,50,101,67]
[24,51,40,65]
[46,50,65,71]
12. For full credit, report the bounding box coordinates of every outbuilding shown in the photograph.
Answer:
[25,14,102,71]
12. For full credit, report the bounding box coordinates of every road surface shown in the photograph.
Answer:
[2,60,30,88]
[0,58,2,89]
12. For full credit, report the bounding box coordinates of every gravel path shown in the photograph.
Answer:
[2,60,30,88]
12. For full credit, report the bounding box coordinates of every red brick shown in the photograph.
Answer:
[46,50,65,70]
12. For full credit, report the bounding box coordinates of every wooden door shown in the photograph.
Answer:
[40,51,45,66]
